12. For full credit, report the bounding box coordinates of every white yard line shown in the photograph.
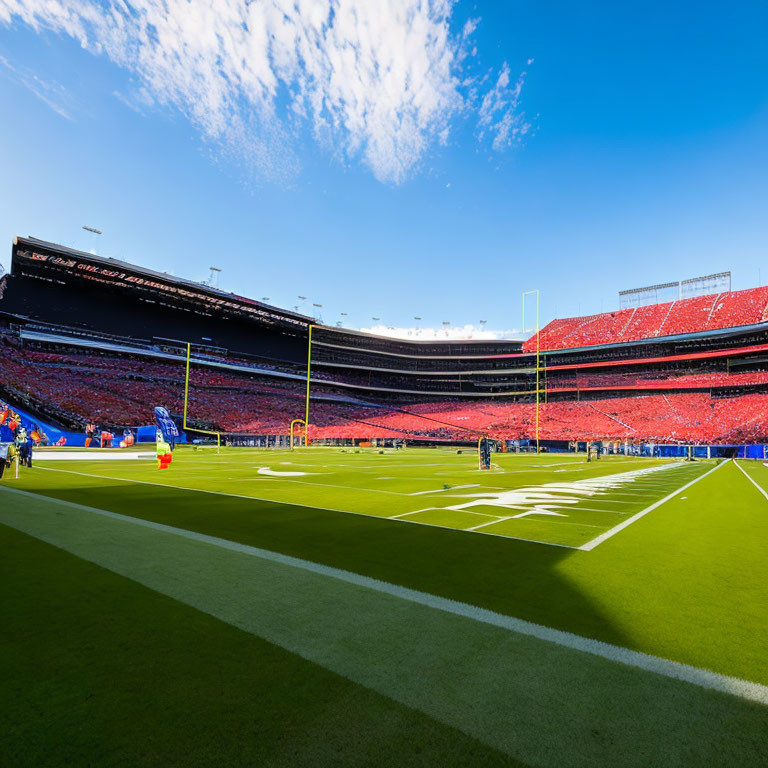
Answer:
[31,466,572,546]
[254,477,411,496]
[390,507,503,521]
[734,460,768,502]
[551,506,628,515]
[408,484,480,496]
[578,461,729,552]
[2,484,766,707]
[468,516,515,531]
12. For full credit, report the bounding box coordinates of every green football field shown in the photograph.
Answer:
[2,447,768,767]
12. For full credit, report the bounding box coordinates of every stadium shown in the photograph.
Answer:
[2,4,768,766]
[2,234,768,766]
[4,236,768,453]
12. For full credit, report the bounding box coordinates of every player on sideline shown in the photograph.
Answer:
[15,427,32,468]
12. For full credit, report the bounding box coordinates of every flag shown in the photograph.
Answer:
[154,407,179,447]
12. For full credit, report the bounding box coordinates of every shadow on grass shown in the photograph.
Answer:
[20,474,630,648]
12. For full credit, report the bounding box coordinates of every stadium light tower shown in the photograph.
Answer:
[206,266,222,289]
[372,317,380,323]
[262,296,270,302]
[312,303,323,323]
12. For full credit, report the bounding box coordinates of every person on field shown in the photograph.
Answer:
[15,427,32,468]
[0,443,11,479]
[0,441,18,479]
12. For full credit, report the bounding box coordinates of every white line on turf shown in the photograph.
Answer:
[2,483,766,707]
[734,460,768,502]
[468,517,515,530]
[578,460,729,552]
[390,507,503,520]
[31,466,578,547]
[408,484,480,496]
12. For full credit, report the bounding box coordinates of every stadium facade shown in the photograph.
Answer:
[2,235,768,449]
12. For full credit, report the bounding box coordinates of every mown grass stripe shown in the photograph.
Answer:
[578,460,726,551]
[34,465,582,547]
[1,486,767,768]
[734,460,768,502]
[1,484,765,707]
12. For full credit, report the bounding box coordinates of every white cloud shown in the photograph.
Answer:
[477,60,532,151]
[359,323,521,340]
[0,53,74,120]
[0,0,530,183]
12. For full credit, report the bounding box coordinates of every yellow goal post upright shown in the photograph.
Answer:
[183,342,221,454]
[522,289,541,454]
[303,324,313,448]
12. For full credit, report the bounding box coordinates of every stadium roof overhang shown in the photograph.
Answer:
[11,236,313,331]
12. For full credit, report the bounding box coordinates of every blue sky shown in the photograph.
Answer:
[0,1,766,338]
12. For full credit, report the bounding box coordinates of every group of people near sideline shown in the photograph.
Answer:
[0,400,51,479]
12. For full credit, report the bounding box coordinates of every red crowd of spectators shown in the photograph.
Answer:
[526,286,768,352]
[547,368,768,392]
[3,334,768,443]
[310,394,768,444]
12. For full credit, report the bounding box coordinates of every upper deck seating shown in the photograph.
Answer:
[525,286,768,352]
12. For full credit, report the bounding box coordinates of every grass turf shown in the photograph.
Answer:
[22,448,708,547]
[2,492,767,767]
[0,523,523,768]
[2,448,768,765]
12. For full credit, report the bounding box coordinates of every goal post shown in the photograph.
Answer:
[522,289,541,454]
[183,342,221,454]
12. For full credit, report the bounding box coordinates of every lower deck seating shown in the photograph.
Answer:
[3,335,768,443]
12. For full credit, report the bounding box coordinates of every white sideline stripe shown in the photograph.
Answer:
[578,461,729,552]
[31,466,576,547]
[33,451,156,461]
[734,460,768,502]
[2,483,766,708]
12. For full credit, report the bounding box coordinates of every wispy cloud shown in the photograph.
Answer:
[0,1,531,183]
[0,53,74,120]
[477,59,533,151]
[359,323,521,341]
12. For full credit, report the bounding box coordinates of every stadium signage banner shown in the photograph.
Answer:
[16,249,308,330]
